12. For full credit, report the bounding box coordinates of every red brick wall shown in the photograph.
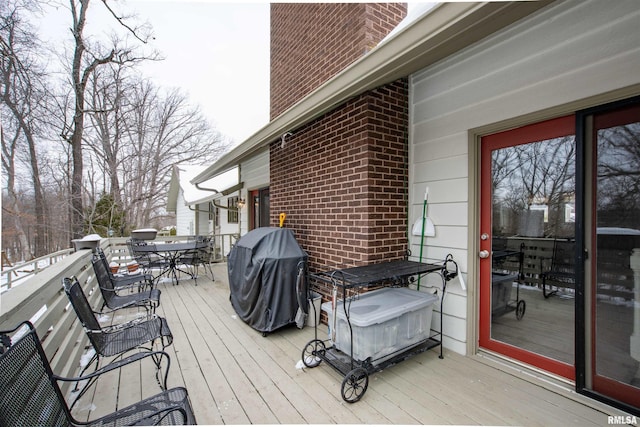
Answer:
[270,79,409,273]
[270,3,407,120]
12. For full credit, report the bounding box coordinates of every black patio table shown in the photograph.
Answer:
[135,241,207,285]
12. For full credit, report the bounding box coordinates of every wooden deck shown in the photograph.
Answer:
[71,263,626,426]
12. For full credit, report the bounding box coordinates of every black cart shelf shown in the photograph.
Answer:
[301,258,456,403]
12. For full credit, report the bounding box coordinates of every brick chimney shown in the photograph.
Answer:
[268,4,410,272]
[270,3,407,120]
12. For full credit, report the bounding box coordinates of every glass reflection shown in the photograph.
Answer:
[490,136,575,364]
[595,113,640,389]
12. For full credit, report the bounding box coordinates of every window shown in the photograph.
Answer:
[213,205,220,228]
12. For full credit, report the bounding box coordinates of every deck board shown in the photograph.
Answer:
[70,263,626,425]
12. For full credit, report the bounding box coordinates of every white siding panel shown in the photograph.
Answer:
[238,149,270,235]
[409,0,640,355]
[410,201,468,230]
[410,225,467,252]
[241,149,270,190]
[412,1,639,94]
[176,190,194,236]
[411,132,467,163]
[411,178,468,205]
[409,246,467,269]
[434,291,467,320]
[412,0,640,139]
[196,202,210,234]
[413,154,467,183]
[432,309,466,344]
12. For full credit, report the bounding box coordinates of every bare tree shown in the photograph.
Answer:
[118,80,229,229]
[597,123,640,228]
[59,0,155,239]
[0,0,49,258]
[85,62,128,207]
[82,61,229,231]
[2,0,229,260]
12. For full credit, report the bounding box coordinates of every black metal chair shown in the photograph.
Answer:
[95,247,155,291]
[62,277,173,376]
[127,239,171,281]
[91,252,161,315]
[540,239,576,298]
[0,321,195,426]
[179,236,215,285]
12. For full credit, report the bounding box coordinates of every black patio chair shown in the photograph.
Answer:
[179,236,215,285]
[95,247,155,291]
[91,252,161,315]
[62,277,173,376]
[127,239,171,280]
[0,321,195,426]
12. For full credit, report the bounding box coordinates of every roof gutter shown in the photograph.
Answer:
[192,1,552,183]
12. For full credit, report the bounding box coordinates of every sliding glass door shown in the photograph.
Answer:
[584,98,640,409]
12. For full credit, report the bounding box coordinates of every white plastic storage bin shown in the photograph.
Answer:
[322,287,438,364]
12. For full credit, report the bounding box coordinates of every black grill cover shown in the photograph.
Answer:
[228,227,308,333]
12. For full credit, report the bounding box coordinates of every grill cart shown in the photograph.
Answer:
[301,256,458,403]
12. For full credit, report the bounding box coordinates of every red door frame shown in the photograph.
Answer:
[479,114,576,380]
[590,103,640,407]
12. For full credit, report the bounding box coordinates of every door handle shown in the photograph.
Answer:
[479,250,490,259]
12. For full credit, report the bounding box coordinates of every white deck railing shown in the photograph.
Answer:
[1,248,75,292]
[0,234,238,396]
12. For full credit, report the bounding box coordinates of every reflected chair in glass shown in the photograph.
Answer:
[540,239,576,298]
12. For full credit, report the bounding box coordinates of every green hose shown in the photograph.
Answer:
[417,196,427,290]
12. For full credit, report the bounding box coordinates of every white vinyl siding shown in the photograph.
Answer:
[175,189,194,236]
[239,149,270,235]
[409,0,640,355]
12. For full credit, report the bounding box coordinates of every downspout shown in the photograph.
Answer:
[194,182,219,193]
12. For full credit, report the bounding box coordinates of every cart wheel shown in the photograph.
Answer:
[516,299,526,320]
[341,367,369,403]
[301,339,325,368]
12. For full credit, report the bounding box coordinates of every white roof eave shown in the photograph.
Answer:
[192,1,553,183]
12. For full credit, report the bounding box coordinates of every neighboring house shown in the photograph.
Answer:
[167,164,241,237]
[193,1,640,414]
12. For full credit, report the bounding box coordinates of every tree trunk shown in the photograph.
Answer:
[68,0,89,239]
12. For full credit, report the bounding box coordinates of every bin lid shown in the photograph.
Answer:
[322,287,438,327]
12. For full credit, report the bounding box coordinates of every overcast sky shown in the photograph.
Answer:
[35,1,430,145]
[38,0,271,145]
